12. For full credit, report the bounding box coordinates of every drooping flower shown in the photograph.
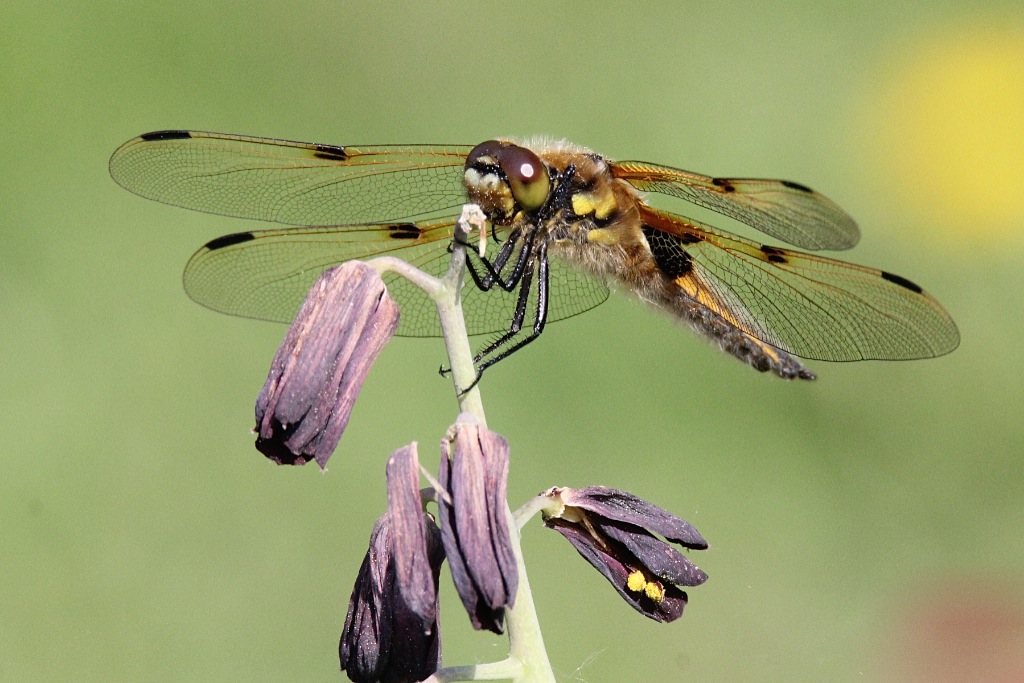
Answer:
[340,444,444,683]
[254,261,399,468]
[436,419,518,634]
[385,443,440,625]
[541,485,708,623]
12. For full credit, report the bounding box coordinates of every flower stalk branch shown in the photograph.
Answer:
[513,495,562,531]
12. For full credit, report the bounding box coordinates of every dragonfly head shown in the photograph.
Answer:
[464,140,551,225]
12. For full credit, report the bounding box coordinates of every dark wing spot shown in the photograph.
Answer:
[387,223,422,240]
[204,232,256,251]
[760,244,788,263]
[313,144,349,161]
[781,180,813,193]
[881,270,924,294]
[711,178,735,192]
[140,130,192,142]
[642,225,694,279]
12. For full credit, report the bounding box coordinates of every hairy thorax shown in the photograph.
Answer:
[528,144,669,305]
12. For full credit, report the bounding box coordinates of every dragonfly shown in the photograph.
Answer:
[109,130,959,381]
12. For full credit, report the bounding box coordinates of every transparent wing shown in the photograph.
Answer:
[639,206,959,361]
[183,220,609,337]
[613,160,860,251]
[110,130,473,225]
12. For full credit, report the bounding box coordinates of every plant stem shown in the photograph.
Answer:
[432,232,487,424]
[500,504,556,683]
[513,494,561,531]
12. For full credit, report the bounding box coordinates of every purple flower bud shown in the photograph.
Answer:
[542,486,708,623]
[436,420,518,634]
[254,262,399,468]
[340,445,444,683]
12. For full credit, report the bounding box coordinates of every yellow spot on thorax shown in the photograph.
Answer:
[572,187,617,221]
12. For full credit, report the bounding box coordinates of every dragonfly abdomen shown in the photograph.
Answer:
[665,293,816,380]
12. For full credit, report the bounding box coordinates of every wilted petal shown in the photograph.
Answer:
[595,519,708,587]
[386,443,437,624]
[543,485,707,623]
[340,517,393,681]
[561,486,707,549]
[381,517,443,683]
[550,520,689,623]
[437,420,518,633]
[254,261,399,468]
[339,512,444,683]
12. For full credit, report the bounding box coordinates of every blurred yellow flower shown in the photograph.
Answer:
[862,25,1024,236]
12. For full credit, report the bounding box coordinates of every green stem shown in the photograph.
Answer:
[513,494,561,531]
[421,659,521,683]
[501,504,556,683]
[432,235,487,424]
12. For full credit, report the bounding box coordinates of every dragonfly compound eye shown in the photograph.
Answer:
[496,144,550,212]
[464,140,505,173]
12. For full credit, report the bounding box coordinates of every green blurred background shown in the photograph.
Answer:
[3,2,1023,681]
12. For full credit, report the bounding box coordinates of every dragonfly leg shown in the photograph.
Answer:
[439,252,534,385]
[463,228,530,293]
[458,240,551,395]
[442,243,548,392]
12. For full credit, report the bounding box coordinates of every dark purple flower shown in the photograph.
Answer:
[436,420,518,634]
[340,445,444,683]
[254,261,399,468]
[542,486,708,623]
